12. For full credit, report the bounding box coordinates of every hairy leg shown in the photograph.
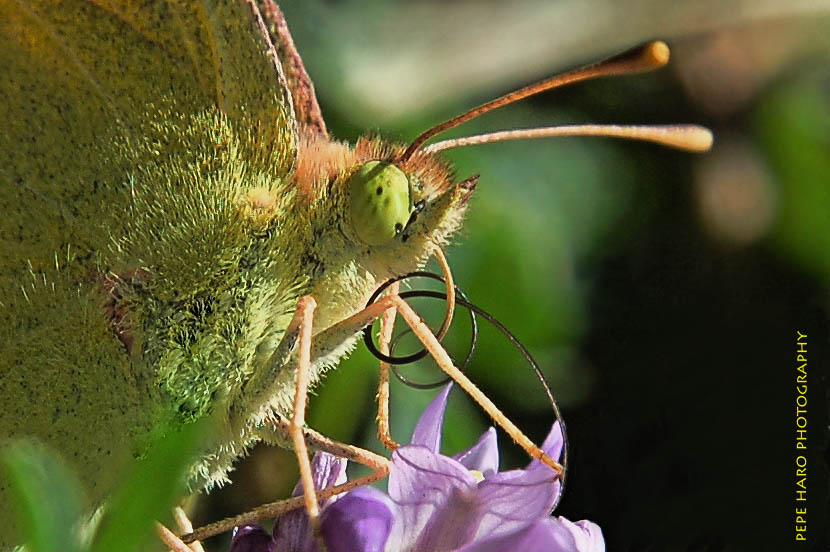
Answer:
[189,252,561,543]
[374,246,457,450]
[286,297,324,545]
[390,295,563,474]
[376,281,400,450]
[182,424,389,543]
[157,522,195,552]
[174,507,205,552]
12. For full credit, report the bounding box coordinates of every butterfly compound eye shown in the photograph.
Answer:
[348,160,413,246]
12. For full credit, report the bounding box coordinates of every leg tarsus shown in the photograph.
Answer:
[287,296,321,533]
[390,295,564,475]
[182,424,389,544]
[376,282,400,451]
[157,521,194,552]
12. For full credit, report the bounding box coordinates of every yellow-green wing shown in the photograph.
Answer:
[0,1,297,544]
[0,0,296,284]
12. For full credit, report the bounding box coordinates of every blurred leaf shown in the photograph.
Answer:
[756,66,830,280]
[308,345,377,443]
[90,419,208,552]
[279,0,829,123]
[0,441,85,552]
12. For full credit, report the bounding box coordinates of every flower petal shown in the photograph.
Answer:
[320,487,395,552]
[410,384,453,452]
[231,525,275,552]
[274,451,348,550]
[386,444,479,551]
[557,517,605,552]
[526,421,564,471]
[453,427,499,477]
[470,465,560,540]
[272,507,309,552]
[292,451,348,502]
[456,516,605,552]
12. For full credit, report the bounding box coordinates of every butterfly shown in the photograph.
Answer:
[0,0,711,548]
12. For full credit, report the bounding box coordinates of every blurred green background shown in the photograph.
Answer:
[195,1,830,550]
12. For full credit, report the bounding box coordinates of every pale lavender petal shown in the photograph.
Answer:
[526,421,564,472]
[470,466,560,540]
[410,384,453,452]
[262,413,596,552]
[292,451,348,503]
[231,525,274,552]
[456,519,562,552]
[386,444,479,551]
[457,516,605,552]
[320,487,395,552]
[525,516,604,552]
[453,427,499,477]
[559,517,606,552]
[274,451,348,550]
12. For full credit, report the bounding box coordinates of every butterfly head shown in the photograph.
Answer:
[335,137,475,277]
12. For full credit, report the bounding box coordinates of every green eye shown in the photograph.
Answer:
[348,160,413,246]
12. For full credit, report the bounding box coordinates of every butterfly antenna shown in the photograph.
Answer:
[424,124,713,154]
[399,41,712,162]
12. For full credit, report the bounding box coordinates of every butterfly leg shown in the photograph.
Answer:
[376,281,400,450]
[197,270,561,543]
[182,422,390,544]
[389,295,564,475]
[268,288,564,519]
[268,421,391,504]
[157,521,198,552]
[295,266,560,474]
[218,294,400,547]
[284,295,405,546]
[285,296,326,546]
[376,246,456,451]
[172,507,205,552]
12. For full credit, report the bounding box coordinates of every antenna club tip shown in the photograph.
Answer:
[646,40,670,66]
[687,125,715,152]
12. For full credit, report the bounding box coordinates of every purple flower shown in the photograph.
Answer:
[230,452,394,552]
[230,525,274,552]
[383,384,603,552]
[231,384,604,552]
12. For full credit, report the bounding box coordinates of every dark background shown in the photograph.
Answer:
[196,2,830,550]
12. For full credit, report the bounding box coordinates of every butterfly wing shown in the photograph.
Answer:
[256,0,328,137]
[0,0,296,282]
[0,0,298,541]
